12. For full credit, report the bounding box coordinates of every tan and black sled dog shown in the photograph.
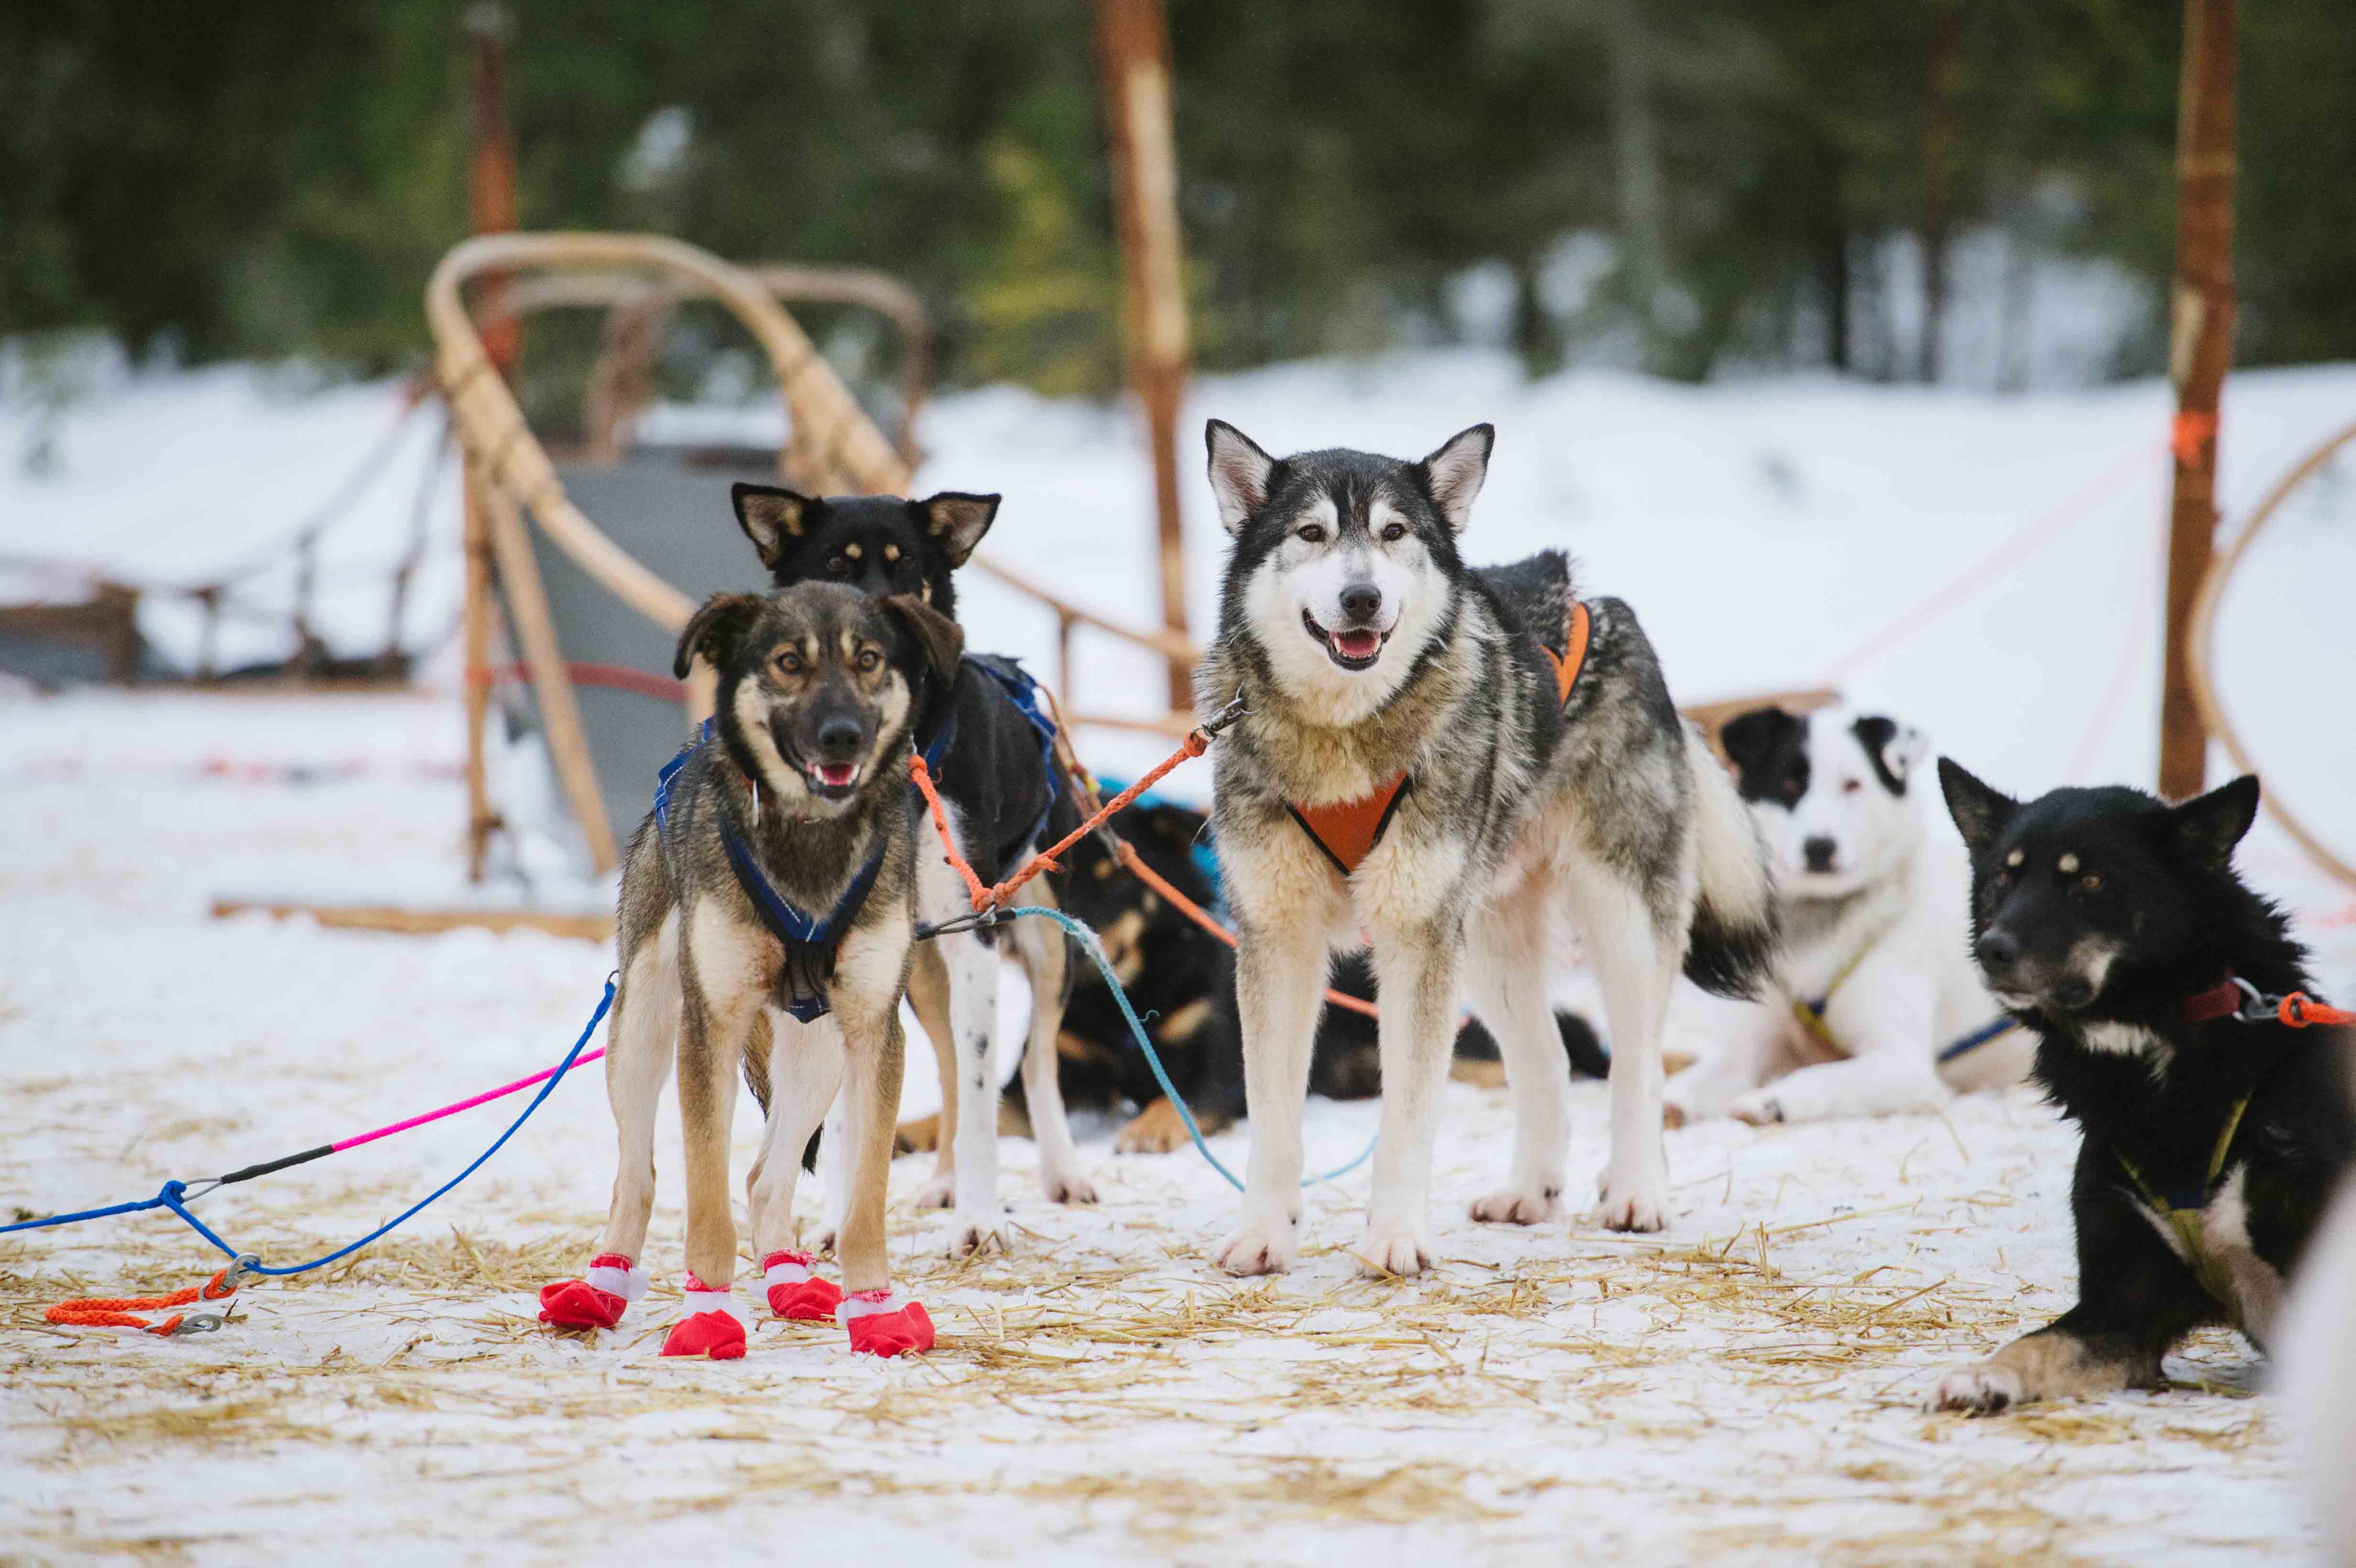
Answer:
[538,581,962,1359]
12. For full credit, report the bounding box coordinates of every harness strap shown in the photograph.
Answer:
[963,654,1063,857]
[656,718,894,1024]
[2114,1091,2254,1327]
[1286,598,1591,879]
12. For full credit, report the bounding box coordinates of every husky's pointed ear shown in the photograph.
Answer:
[1719,706,1797,780]
[675,592,768,679]
[1851,714,1927,796]
[732,483,811,569]
[883,592,965,686]
[1937,757,2018,858]
[2165,773,2260,874]
[1418,423,1494,533]
[1206,420,1276,534]
[918,492,999,566]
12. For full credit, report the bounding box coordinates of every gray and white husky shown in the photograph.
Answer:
[1197,420,1778,1275]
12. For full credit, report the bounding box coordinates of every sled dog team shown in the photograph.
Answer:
[540,420,2353,1416]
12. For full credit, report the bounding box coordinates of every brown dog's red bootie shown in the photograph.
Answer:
[840,1289,934,1358]
[539,1253,647,1331]
[659,1274,747,1359]
[764,1250,844,1321]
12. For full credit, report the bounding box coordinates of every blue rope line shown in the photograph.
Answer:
[0,982,615,1275]
[1001,905,1374,1192]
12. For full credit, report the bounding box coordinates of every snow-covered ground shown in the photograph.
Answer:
[4,351,2355,1562]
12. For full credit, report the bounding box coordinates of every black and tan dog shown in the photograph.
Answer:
[539,582,962,1360]
[1929,763,2354,1412]
[732,482,1092,1258]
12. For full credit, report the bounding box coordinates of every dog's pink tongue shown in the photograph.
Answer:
[815,762,858,788]
[1334,628,1380,660]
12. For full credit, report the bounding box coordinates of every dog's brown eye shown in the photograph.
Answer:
[1296,524,1326,544]
[856,648,881,673]
[775,650,803,675]
[1842,779,1862,794]
[1381,523,1407,542]
[828,556,849,576]
[2079,873,2102,892]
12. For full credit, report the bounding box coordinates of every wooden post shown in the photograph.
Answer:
[460,461,501,881]
[461,1,519,880]
[1096,0,1194,712]
[2158,0,2236,800]
[466,3,521,378]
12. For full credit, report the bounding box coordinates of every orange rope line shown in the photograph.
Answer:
[46,1270,235,1335]
[2281,993,2355,1028]
[912,727,1214,915]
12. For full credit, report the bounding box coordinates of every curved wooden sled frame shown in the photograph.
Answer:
[2188,416,2356,893]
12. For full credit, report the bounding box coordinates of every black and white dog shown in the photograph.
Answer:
[1665,704,2031,1126]
[1197,420,1777,1274]
[1929,763,2354,1413]
[732,483,1091,1257]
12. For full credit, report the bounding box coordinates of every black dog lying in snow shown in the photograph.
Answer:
[1929,762,2353,1414]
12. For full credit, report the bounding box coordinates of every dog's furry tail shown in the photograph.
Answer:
[1680,725,1779,998]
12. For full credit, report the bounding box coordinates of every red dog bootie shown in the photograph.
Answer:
[659,1274,747,1360]
[840,1289,934,1358]
[764,1250,844,1321]
[539,1253,648,1331]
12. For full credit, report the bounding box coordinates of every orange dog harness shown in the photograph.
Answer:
[1287,599,1592,877]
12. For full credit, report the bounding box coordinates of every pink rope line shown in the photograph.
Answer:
[330,1048,608,1153]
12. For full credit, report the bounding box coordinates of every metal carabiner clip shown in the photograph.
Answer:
[217,1253,263,1295]
[2230,976,2280,1024]
[171,1311,228,1335]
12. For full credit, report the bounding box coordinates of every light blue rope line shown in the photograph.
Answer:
[999,905,1375,1192]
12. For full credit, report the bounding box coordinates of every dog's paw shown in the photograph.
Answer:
[808,1224,839,1257]
[1114,1097,1192,1154]
[1727,1091,1786,1128]
[1470,1185,1562,1226]
[894,1112,943,1155]
[910,1171,956,1211]
[1592,1165,1669,1233]
[1211,1225,1296,1276]
[1040,1165,1099,1205]
[1355,1229,1434,1278]
[943,1208,1010,1258]
[1928,1362,2026,1415]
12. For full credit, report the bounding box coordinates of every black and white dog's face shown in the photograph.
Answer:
[1939,760,2260,1017]
[1205,420,1492,721]
[731,485,1000,618]
[1720,705,1927,896]
[673,582,964,819]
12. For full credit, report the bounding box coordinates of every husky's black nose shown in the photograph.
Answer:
[1976,929,2021,973]
[1338,583,1383,622]
[1802,836,1837,872]
[816,717,864,760]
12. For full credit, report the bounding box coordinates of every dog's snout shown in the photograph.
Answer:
[1801,836,1837,873]
[1976,928,2021,973]
[816,716,864,760]
[1338,582,1383,622]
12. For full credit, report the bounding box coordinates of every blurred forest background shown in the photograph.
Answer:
[5,0,2352,407]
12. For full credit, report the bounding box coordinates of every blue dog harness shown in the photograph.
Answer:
[962,653,1063,857]
[650,657,1051,1021]
[654,703,960,1023]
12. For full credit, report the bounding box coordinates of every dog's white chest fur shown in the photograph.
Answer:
[2129,1163,2287,1342]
